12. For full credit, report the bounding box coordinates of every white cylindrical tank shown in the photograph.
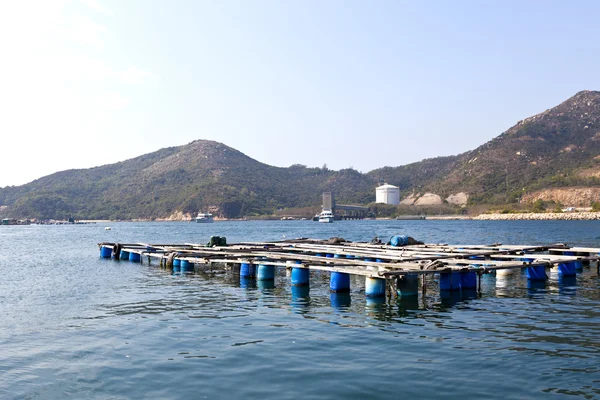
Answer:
[376,184,400,205]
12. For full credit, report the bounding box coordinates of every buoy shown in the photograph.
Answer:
[526,265,547,281]
[439,271,460,291]
[119,250,130,260]
[365,277,386,297]
[460,271,477,290]
[291,266,309,286]
[257,264,275,280]
[496,268,514,276]
[557,262,576,277]
[240,263,255,278]
[100,246,112,258]
[180,259,194,272]
[105,227,111,230]
[330,272,350,292]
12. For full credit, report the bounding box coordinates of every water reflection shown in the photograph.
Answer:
[257,280,275,291]
[290,286,310,314]
[329,292,351,309]
[240,278,256,289]
[439,291,462,308]
[557,276,577,296]
[396,295,419,317]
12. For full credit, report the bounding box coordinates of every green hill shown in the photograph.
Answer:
[1,90,599,219]
[0,141,376,220]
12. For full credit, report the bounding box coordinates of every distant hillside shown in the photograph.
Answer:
[370,90,600,205]
[0,141,376,220]
[1,91,599,219]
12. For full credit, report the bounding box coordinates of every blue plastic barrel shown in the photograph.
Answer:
[460,271,477,290]
[557,262,576,277]
[240,263,255,278]
[330,272,350,292]
[526,265,547,281]
[564,251,576,256]
[129,252,141,262]
[365,277,386,297]
[119,250,129,260]
[364,258,375,262]
[346,254,355,259]
[316,253,324,257]
[390,235,409,247]
[100,246,112,258]
[326,254,334,258]
[172,258,181,272]
[333,254,342,259]
[257,264,275,280]
[291,267,309,286]
[180,260,194,272]
[439,271,460,291]
[573,261,583,271]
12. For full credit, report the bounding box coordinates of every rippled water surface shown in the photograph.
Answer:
[1,220,599,399]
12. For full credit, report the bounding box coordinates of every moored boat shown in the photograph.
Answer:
[318,210,334,223]
[196,212,214,223]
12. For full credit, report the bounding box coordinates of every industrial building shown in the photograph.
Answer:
[375,184,400,205]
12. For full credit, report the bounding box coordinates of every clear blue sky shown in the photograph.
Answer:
[0,0,598,187]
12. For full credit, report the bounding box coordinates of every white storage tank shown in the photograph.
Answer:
[376,184,400,205]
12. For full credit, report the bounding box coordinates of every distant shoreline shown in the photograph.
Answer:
[96,212,600,222]
[473,212,600,221]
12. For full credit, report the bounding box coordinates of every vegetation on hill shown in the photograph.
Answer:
[1,90,600,220]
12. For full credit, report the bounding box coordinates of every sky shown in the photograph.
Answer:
[0,0,599,187]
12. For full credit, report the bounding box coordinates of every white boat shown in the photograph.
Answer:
[318,210,334,223]
[196,212,214,223]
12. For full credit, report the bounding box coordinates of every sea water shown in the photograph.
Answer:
[0,220,599,399]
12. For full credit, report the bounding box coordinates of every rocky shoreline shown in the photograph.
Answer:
[473,212,600,221]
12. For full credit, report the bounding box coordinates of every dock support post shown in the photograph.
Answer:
[439,271,460,291]
[557,262,576,277]
[422,275,427,296]
[240,262,255,278]
[365,277,386,297]
[396,274,419,297]
[257,264,275,280]
[330,272,350,292]
[477,272,482,295]
[526,265,547,281]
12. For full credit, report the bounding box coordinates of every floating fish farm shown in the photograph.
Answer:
[98,235,600,297]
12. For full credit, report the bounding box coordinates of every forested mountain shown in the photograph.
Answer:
[1,91,599,219]
[0,141,376,219]
[368,90,600,204]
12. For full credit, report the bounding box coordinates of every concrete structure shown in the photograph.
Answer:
[376,184,400,205]
[322,192,333,211]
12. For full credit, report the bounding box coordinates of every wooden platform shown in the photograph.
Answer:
[98,238,600,279]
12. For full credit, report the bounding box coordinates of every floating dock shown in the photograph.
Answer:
[98,236,600,297]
